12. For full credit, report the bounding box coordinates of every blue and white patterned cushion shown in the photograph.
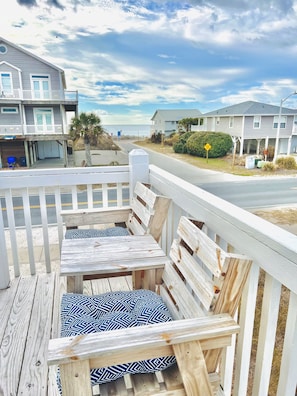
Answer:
[65,226,130,239]
[58,290,176,391]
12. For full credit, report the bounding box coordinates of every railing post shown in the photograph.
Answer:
[0,199,10,289]
[129,149,149,202]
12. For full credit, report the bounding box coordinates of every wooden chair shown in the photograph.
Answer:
[48,216,252,395]
[61,181,171,243]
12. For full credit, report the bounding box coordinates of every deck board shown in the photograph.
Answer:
[0,276,38,395]
[0,272,134,396]
[18,273,55,395]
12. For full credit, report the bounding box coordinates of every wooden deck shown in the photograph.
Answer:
[0,272,141,396]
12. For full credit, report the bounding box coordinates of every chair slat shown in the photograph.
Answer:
[170,239,214,311]
[162,263,204,318]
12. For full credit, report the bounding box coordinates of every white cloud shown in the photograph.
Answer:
[2,0,297,124]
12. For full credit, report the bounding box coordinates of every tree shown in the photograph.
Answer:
[178,118,199,132]
[70,112,104,166]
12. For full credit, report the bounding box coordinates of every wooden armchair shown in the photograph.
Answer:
[61,181,171,243]
[48,216,252,395]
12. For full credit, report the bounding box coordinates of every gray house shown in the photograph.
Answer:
[151,109,202,137]
[202,101,297,156]
[0,37,78,168]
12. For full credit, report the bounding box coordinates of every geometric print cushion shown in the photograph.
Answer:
[57,290,176,391]
[65,226,130,239]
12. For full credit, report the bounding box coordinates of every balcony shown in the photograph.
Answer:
[0,89,78,103]
[0,150,296,395]
[0,124,68,136]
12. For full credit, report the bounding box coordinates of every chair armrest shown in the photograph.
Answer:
[48,314,238,396]
[48,313,239,368]
[61,207,131,228]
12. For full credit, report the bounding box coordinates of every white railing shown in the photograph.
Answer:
[0,124,65,135]
[25,124,63,134]
[0,150,296,395]
[0,125,23,135]
[0,89,78,101]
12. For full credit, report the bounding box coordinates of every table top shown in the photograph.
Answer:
[60,234,170,276]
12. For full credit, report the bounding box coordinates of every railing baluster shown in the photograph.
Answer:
[102,183,108,207]
[0,197,10,288]
[87,184,93,209]
[39,187,51,273]
[71,185,78,210]
[252,274,282,395]
[5,189,20,277]
[21,188,35,275]
[277,291,297,396]
[233,263,260,395]
[55,187,64,250]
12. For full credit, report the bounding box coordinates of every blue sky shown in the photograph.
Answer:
[2,0,297,124]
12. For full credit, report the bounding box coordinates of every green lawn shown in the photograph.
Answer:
[135,141,260,176]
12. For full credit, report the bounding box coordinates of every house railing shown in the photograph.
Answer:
[0,89,78,101]
[0,149,296,395]
[0,124,66,135]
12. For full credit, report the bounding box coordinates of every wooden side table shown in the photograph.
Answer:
[60,234,170,293]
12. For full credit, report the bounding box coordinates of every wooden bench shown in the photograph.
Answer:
[48,216,252,395]
[61,181,171,243]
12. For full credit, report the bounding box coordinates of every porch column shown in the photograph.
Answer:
[239,137,244,156]
[129,149,149,203]
[63,140,68,167]
[0,199,10,289]
[287,136,292,155]
[256,139,262,155]
[24,141,30,167]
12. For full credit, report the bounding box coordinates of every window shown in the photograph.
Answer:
[34,108,53,132]
[229,117,234,128]
[216,117,220,125]
[31,75,50,99]
[199,118,204,126]
[1,107,18,114]
[0,72,13,96]
[0,44,7,54]
[253,116,261,128]
[273,115,286,128]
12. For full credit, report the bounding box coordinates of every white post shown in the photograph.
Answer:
[129,149,149,202]
[273,91,297,163]
[0,199,10,289]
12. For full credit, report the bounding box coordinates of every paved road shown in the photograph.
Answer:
[118,140,297,209]
[118,140,243,185]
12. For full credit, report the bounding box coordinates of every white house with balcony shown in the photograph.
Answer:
[202,101,297,156]
[151,109,202,137]
[0,37,78,168]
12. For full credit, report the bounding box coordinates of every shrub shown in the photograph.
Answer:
[173,132,194,153]
[262,162,276,172]
[150,132,162,144]
[186,132,233,158]
[276,156,297,170]
[165,133,180,146]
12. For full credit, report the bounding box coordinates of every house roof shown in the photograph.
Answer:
[151,109,201,121]
[203,101,297,116]
[0,37,66,88]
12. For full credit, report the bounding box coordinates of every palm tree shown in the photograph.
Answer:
[69,112,104,166]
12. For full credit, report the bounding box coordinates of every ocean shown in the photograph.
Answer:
[103,124,151,138]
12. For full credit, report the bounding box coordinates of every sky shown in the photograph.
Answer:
[1,0,297,124]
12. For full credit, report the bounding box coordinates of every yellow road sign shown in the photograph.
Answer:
[204,143,211,151]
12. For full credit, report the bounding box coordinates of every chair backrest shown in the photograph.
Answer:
[160,216,252,372]
[127,182,171,241]
[61,182,171,242]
